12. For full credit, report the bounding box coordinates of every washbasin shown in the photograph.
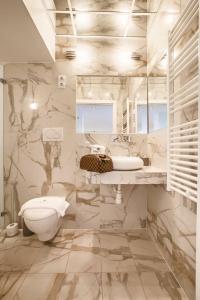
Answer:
[111,156,144,171]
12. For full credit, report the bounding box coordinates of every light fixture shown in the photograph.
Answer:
[76,45,93,63]
[30,101,38,110]
[64,48,76,59]
[115,49,132,68]
[88,91,93,98]
[75,12,92,30]
[164,12,177,27]
[131,52,142,61]
[116,13,129,28]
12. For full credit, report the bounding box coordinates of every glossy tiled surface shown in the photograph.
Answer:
[0,229,188,299]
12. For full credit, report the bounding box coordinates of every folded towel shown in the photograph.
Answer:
[18,196,70,218]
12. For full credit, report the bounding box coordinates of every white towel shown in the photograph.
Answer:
[18,196,70,218]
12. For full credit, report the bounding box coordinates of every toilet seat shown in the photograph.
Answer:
[19,196,70,218]
[23,208,57,221]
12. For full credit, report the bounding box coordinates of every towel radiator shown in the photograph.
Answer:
[168,0,199,202]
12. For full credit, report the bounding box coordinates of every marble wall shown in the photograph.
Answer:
[3,62,148,230]
[147,129,196,300]
[3,62,76,226]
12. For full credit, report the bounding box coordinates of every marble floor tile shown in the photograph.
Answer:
[100,230,129,249]
[0,244,40,272]
[0,234,19,250]
[135,255,169,274]
[12,273,65,300]
[0,229,188,299]
[0,272,26,300]
[66,249,102,273]
[139,271,188,300]
[58,273,102,300]
[66,229,101,273]
[100,230,136,273]
[102,272,146,300]
[29,246,70,273]
[101,248,136,273]
[127,230,161,257]
[72,229,101,248]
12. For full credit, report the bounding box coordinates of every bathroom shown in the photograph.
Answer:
[0,0,198,299]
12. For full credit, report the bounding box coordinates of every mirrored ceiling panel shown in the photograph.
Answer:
[71,0,133,12]
[74,14,147,37]
[54,0,158,13]
[56,14,73,35]
[75,14,127,37]
[54,0,69,10]
[127,16,147,37]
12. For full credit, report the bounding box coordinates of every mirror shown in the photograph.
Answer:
[148,77,167,133]
[76,75,167,134]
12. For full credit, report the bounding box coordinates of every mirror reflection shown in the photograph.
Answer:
[76,76,167,134]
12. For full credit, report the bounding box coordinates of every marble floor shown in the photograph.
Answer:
[0,229,188,300]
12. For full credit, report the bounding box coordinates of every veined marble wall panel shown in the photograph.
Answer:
[4,63,77,226]
[147,186,196,300]
[147,130,196,300]
[147,129,167,169]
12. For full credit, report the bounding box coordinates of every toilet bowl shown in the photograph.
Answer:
[18,196,70,241]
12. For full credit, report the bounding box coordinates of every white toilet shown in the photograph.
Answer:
[18,196,70,241]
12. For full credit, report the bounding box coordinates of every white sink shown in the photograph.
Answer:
[111,156,144,171]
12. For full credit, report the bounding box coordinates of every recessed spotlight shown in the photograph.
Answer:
[116,13,129,28]
[164,13,176,26]
[76,13,92,30]
[30,102,38,110]
[76,45,92,63]
[88,91,93,98]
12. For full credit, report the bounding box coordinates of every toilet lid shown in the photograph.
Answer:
[18,196,70,219]
[24,208,57,221]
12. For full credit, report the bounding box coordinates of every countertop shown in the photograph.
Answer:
[84,166,167,185]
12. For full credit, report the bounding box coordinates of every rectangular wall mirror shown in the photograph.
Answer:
[76,76,167,134]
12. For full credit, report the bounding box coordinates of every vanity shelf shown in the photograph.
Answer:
[85,166,167,185]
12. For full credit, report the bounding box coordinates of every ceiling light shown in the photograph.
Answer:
[116,13,129,28]
[88,91,93,98]
[30,102,38,110]
[75,13,92,30]
[164,13,177,27]
[115,49,132,67]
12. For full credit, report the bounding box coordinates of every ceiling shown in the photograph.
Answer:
[53,0,160,38]
[52,0,182,39]
[0,0,54,63]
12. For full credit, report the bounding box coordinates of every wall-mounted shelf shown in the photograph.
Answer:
[84,166,166,185]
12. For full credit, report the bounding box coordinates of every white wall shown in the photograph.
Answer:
[0,65,3,228]
[22,0,55,61]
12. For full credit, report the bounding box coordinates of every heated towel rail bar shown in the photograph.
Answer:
[168,0,199,203]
